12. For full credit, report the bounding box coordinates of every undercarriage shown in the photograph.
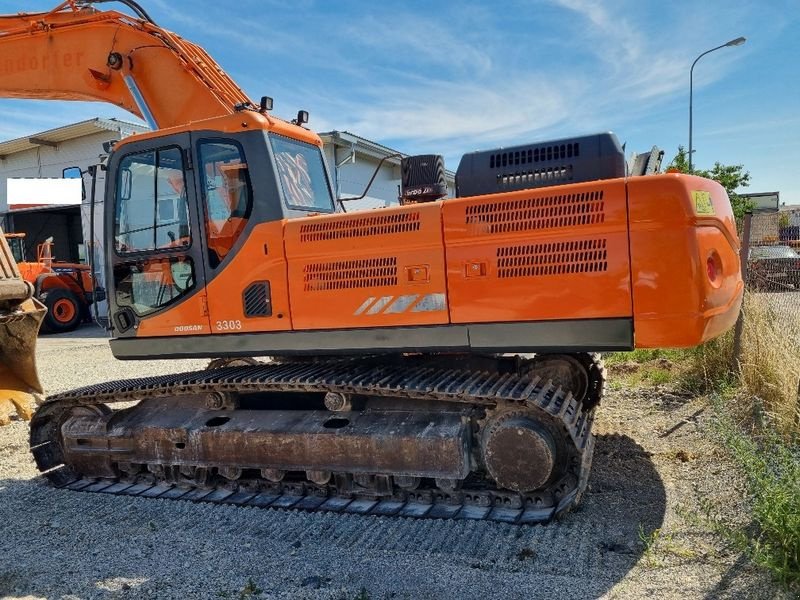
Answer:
[30,354,604,524]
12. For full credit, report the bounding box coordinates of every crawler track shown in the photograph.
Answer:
[30,357,599,524]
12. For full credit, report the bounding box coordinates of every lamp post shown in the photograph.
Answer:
[689,36,746,171]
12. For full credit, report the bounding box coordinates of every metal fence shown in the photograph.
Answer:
[744,211,800,293]
[734,210,800,425]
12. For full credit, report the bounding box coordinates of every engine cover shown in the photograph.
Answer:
[455,132,625,197]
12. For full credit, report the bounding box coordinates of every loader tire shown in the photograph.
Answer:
[41,289,82,334]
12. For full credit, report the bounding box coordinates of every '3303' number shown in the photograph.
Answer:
[215,319,242,331]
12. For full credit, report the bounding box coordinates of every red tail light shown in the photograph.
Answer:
[707,256,718,282]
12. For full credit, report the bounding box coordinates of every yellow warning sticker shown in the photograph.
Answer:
[692,191,715,215]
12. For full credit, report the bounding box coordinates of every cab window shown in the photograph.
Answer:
[115,147,190,254]
[198,140,253,268]
[113,146,194,317]
[113,256,195,317]
[270,134,334,212]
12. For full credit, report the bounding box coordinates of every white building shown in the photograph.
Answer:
[319,130,455,211]
[0,118,149,263]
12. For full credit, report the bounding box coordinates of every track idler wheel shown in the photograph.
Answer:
[528,353,605,410]
[482,412,557,493]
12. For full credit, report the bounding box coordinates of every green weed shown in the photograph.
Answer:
[239,578,262,599]
[683,407,800,593]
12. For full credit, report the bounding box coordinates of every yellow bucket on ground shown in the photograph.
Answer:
[0,229,46,425]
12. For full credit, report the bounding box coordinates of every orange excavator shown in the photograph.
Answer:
[0,1,743,522]
[4,233,98,332]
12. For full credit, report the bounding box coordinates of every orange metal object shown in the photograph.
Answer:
[134,285,209,337]
[628,174,743,347]
[0,5,321,144]
[0,2,743,353]
[0,5,250,128]
[205,221,293,333]
[7,235,94,301]
[123,169,744,350]
[442,179,632,324]
[284,203,449,330]
[51,297,77,323]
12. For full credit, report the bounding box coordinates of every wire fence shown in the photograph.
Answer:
[745,211,800,294]
[734,210,800,428]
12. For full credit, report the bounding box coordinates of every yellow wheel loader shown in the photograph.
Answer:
[0,227,45,425]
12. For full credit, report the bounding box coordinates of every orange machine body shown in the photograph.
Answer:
[114,126,742,357]
[0,3,742,358]
[6,235,93,300]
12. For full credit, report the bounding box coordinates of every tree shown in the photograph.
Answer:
[667,146,752,220]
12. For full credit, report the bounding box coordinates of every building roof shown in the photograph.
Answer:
[0,118,149,159]
[319,130,456,180]
[319,130,403,162]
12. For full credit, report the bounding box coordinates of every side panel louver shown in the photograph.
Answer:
[497,239,608,279]
[303,258,398,292]
[465,190,605,235]
[299,213,421,242]
[243,281,272,317]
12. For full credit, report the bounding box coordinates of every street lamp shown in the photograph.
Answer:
[689,36,746,171]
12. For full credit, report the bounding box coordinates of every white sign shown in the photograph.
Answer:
[7,178,82,207]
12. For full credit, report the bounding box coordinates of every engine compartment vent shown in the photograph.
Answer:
[497,239,608,279]
[456,132,624,197]
[303,257,398,292]
[299,213,421,243]
[465,190,605,236]
[243,281,272,317]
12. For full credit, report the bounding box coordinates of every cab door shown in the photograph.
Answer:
[107,134,211,338]
[190,133,293,335]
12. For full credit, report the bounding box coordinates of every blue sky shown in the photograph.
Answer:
[1,0,798,204]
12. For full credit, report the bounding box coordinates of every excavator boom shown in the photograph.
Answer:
[0,1,253,128]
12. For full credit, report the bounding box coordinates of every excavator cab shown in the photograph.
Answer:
[104,115,337,339]
[5,234,25,264]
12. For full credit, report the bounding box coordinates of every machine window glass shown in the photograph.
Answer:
[115,147,190,254]
[269,134,334,212]
[7,236,25,264]
[198,140,253,268]
[113,256,195,317]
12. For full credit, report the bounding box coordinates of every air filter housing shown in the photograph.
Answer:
[455,132,625,198]
[400,154,447,204]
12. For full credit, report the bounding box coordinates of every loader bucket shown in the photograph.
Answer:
[0,297,45,425]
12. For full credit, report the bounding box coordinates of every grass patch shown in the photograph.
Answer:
[737,294,800,434]
[609,293,800,434]
[607,291,800,591]
[605,348,688,389]
[692,407,800,593]
[638,526,698,569]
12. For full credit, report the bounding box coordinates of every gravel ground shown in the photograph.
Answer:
[0,325,788,599]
